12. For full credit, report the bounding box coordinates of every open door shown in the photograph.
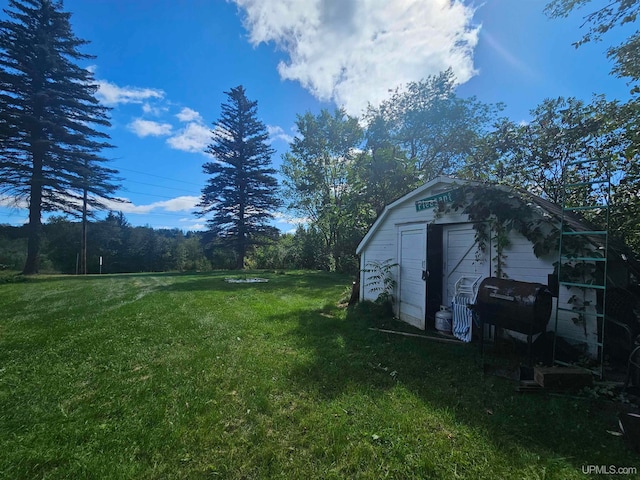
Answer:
[397,224,427,329]
[426,224,444,323]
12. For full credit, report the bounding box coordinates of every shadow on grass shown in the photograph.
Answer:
[278,302,638,473]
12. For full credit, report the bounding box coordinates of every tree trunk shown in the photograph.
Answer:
[23,199,42,274]
[23,150,44,275]
[237,247,245,270]
[81,187,88,274]
[237,201,246,270]
[237,231,246,270]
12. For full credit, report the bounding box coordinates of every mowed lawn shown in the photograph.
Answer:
[0,271,638,479]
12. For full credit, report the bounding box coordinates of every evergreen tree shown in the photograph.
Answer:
[198,85,281,269]
[0,0,119,274]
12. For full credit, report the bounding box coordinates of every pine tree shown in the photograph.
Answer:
[198,85,282,269]
[0,0,119,274]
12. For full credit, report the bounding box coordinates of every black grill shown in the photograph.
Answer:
[471,278,553,364]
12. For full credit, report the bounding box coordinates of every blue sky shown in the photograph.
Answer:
[0,0,634,232]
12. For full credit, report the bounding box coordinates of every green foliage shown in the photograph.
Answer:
[363,259,398,306]
[542,4,640,259]
[437,185,559,277]
[465,96,625,205]
[279,72,501,275]
[249,226,338,272]
[351,143,421,220]
[450,93,640,264]
[198,85,282,270]
[0,229,26,270]
[293,225,332,271]
[609,100,640,256]
[367,69,502,179]
[0,215,213,274]
[281,108,365,271]
[0,271,26,284]
[250,233,298,270]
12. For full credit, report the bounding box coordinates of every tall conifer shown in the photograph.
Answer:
[0,0,119,274]
[198,85,281,269]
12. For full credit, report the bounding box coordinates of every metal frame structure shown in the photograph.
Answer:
[553,158,611,378]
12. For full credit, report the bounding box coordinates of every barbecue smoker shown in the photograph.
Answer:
[471,278,553,364]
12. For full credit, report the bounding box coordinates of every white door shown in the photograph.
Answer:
[443,224,489,306]
[397,225,427,329]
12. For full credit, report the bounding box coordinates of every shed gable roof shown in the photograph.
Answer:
[356,177,640,280]
[355,176,466,254]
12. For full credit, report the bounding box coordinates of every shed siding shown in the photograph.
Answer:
[360,188,468,305]
[443,224,488,306]
[359,180,601,357]
[501,230,554,284]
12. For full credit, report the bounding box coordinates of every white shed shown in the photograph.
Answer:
[356,176,604,351]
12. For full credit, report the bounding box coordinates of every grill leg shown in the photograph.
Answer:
[479,315,484,360]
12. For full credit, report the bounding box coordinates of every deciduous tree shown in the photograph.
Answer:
[545,0,640,91]
[354,110,421,218]
[545,0,640,256]
[281,108,364,271]
[366,69,500,179]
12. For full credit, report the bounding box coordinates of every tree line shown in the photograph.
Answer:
[0,214,341,274]
[1,0,639,275]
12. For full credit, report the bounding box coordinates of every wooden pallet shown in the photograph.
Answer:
[534,366,593,390]
[515,380,545,393]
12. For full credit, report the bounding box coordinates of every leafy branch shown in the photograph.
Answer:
[363,259,398,305]
[435,185,560,277]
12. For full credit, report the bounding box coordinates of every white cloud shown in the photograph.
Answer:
[142,103,168,116]
[102,196,200,214]
[128,119,173,137]
[0,195,28,209]
[167,122,212,153]
[232,0,480,116]
[177,218,207,231]
[267,124,294,144]
[272,211,309,226]
[159,196,200,211]
[97,80,165,106]
[176,107,204,123]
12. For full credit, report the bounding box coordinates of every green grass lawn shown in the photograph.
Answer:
[1,271,638,479]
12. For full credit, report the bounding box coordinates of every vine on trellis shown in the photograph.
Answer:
[435,184,603,341]
[435,185,560,277]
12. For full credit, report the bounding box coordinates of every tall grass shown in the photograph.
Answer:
[0,271,637,479]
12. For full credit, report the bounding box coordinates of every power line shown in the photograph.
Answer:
[117,166,203,187]
[120,189,199,201]
[124,178,199,195]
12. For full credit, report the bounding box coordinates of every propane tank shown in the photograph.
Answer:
[435,305,453,334]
